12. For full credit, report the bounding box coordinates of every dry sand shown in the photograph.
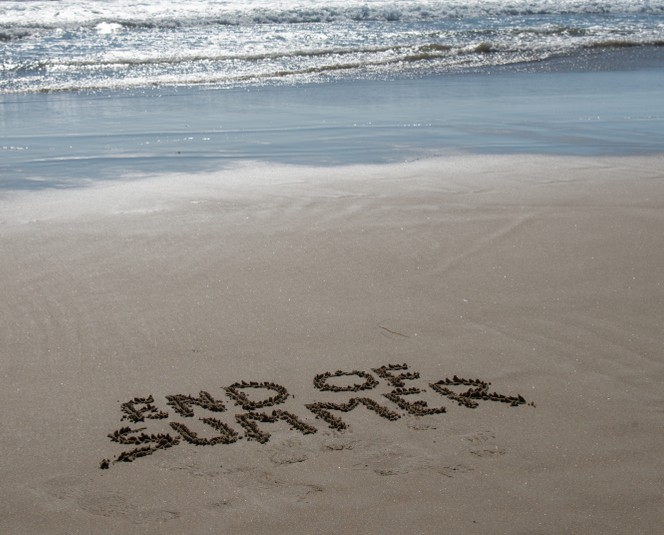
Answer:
[1,154,663,534]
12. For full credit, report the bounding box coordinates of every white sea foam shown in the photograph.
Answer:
[1,0,663,93]
[1,1,663,28]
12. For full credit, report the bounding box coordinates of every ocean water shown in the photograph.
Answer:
[2,0,663,93]
[1,0,663,189]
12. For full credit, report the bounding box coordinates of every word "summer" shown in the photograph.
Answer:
[100,363,531,469]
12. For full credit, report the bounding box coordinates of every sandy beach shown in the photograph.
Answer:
[1,153,662,534]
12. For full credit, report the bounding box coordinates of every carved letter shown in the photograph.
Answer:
[430,377,528,408]
[105,426,180,466]
[313,370,378,392]
[235,410,317,443]
[120,395,169,423]
[372,363,420,387]
[166,391,226,417]
[224,381,289,410]
[383,387,446,416]
[305,398,400,431]
[170,418,239,445]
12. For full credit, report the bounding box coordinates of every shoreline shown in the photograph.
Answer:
[1,153,663,534]
[2,57,664,191]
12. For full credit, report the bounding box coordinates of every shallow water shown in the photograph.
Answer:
[2,0,663,191]
[1,48,663,191]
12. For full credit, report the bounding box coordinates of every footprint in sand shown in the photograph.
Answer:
[469,445,507,457]
[461,430,508,458]
[352,445,474,478]
[41,474,86,502]
[230,469,325,505]
[40,474,180,524]
[269,438,312,465]
[462,430,496,445]
[437,464,474,478]
[206,498,232,510]
[406,417,438,431]
[78,491,180,523]
[321,436,361,451]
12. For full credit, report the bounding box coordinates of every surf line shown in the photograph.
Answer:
[100,363,532,469]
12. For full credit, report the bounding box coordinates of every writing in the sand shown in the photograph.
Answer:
[100,363,531,469]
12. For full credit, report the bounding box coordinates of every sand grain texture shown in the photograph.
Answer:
[1,155,662,534]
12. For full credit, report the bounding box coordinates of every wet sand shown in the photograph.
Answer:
[1,154,663,534]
